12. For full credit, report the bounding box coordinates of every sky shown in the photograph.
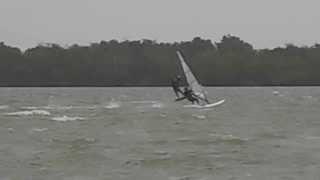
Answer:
[1,0,319,50]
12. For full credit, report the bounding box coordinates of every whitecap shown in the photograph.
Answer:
[160,113,167,118]
[5,110,51,116]
[84,138,96,143]
[21,106,39,110]
[135,101,163,109]
[130,100,157,104]
[105,101,121,109]
[151,103,163,108]
[209,133,248,141]
[220,134,241,140]
[273,90,280,95]
[22,105,74,110]
[51,105,99,110]
[153,150,169,156]
[51,115,85,122]
[31,128,49,132]
[83,105,99,109]
[44,105,73,110]
[192,114,206,119]
[7,128,14,133]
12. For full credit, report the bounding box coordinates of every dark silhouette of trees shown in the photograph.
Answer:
[1,35,320,86]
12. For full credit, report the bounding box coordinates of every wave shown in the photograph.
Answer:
[130,100,157,104]
[153,150,169,156]
[21,106,39,110]
[302,95,317,101]
[0,105,9,110]
[51,115,85,122]
[151,102,164,108]
[134,101,164,109]
[20,105,97,111]
[209,133,249,144]
[30,128,49,132]
[176,137,192,142]
[22,105,74,110]
[4,110,51,116]
[46,105,100,110]
[44,105,74,110]
[22,105,100,110]
[302,136,320,140]
[169,176,192,180]
[192,114,206,119]
[105,101,121,109]
[160,113,167,118]
[273,90,280,95]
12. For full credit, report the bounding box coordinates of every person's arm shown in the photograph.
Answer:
[177,87,183,94]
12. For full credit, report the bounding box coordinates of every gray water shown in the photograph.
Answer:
[0,87,320,180]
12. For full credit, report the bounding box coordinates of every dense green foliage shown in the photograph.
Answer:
[1,36,320,86]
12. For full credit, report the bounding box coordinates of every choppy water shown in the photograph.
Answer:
[0,87,320,180]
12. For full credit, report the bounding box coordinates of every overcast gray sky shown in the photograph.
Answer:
[1,0,319,49]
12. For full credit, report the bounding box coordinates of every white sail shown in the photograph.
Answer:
[176,51,209,104]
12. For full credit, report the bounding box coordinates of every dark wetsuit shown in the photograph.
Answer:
[171,77,183,98]
[175,87,200,104]
[184,88,200,104]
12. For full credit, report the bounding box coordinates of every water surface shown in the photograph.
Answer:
[0,87,320,180]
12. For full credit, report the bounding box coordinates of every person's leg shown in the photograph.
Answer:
[173,87,179,97]
[195,98,200,105]
[192,97,199,104]
[175,96,187,101]
[189,96,199,105]
[187,96,194,104]
[177,88,184,96]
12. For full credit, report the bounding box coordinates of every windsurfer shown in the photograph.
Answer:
[171,75,183,98]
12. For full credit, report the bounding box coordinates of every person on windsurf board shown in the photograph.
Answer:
[173,50,225,107]
[171,75,184,98]
[174,50,218,106]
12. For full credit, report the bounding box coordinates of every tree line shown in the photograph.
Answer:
[1,35,320,86]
